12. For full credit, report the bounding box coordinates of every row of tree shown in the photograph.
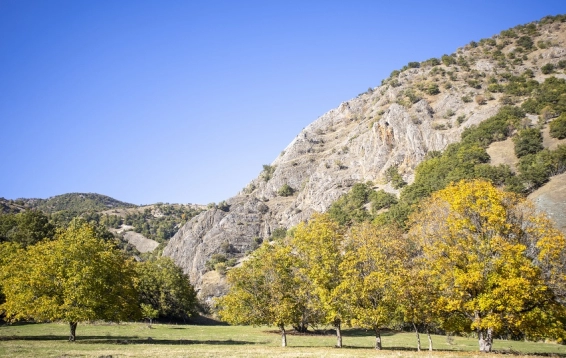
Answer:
[0,220,198,341]
[216,180,566,352]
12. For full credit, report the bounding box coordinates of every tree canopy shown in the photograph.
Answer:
[0,220,140,341]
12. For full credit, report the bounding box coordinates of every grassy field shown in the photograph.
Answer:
[0,321,564,358]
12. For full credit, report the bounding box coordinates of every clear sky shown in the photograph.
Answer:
[1,1,564,205]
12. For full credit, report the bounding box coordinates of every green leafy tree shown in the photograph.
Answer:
[513,128,543,157]
[0,210,55,247]
[550,114,566,139]
[216,241,307,347]
[338,223,408,349]
[291,214,346,347]
[136,257,198,322]
[0,221,139,341]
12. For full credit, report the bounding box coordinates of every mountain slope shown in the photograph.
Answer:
[164,15,566,301]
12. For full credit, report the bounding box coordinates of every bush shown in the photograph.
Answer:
[270,227,287,241]
[516,35,534,50]
[278,184,295,197]
[426,83,440,95]
[441,54,456,66]
[262,165,276,182]
[541,63,555,74]
[385,165,406,189]
[370,190,397,213]
[513,128,543,157]
[550,114,566,139]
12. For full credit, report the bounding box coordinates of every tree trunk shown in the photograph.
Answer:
[413,323,421,352]
[280,325,287,347]
[69,322,77,342]
[374,326,382,350]
[335,320,342,348]
[427,328,433,351]
[478,328,493,352]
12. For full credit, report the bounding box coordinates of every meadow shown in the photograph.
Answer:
[0,321,564,358]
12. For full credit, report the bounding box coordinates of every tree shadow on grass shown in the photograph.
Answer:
[0,335,259,346]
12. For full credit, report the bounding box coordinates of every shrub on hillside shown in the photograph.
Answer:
[513,128,543,157]
[278,184,295,197]
[550,114,566,139]
[541,63,555,74]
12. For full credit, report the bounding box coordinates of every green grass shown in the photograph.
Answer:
[0,322,564,357]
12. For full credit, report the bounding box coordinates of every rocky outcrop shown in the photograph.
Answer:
[164,19,566,301]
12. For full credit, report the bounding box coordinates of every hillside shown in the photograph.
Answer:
[163,15,566,302]
[9,193,136,214]
[1,194,205,254]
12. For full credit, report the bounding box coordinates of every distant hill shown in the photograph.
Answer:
[1,193,205,255]
[22,193,136,214]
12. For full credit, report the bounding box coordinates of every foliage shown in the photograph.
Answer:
[0,220,139,341]
[327,183,373,226]
[216,241,309,347]
[513,128,543,157]
[291,214,346,347]
[408,180,566,351]
[0,209,55,247]
[370,190,397,214]
[541,63,555,74]
[516,35,534,50]
[270,227,287,241]
[338,222,408,349]
[135,257,198,322]
[517,146,566,192]
[123,204,202,243]
[23,193,135,215]
[262,164,276,182]
[550,113,566,139]
[278,184,295,197]
[385,165,406,189]
[521,77,566,116]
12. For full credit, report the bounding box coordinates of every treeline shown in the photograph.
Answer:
[0,219,199,341]
[216,180,566,352]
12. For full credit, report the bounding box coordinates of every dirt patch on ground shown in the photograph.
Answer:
[486,137,518,172]
[541,123,566,150]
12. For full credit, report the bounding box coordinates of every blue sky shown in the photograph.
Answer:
[1,1,564,205]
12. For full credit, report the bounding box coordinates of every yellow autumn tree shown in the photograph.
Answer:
[216,240,307,347]
[408,180,566,352]
[0,220,139,341]
[397,247,442,351]
[291,213,347,347]
[338,222,408,349]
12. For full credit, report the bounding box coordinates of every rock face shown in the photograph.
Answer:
[123,231,159,253]
[164,18,566,301]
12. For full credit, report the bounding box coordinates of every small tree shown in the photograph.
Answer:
[136,257,198,322]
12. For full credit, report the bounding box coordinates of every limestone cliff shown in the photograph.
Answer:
[164,17,566,301]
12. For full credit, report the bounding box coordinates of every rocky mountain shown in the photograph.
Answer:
[164,15,566,301]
